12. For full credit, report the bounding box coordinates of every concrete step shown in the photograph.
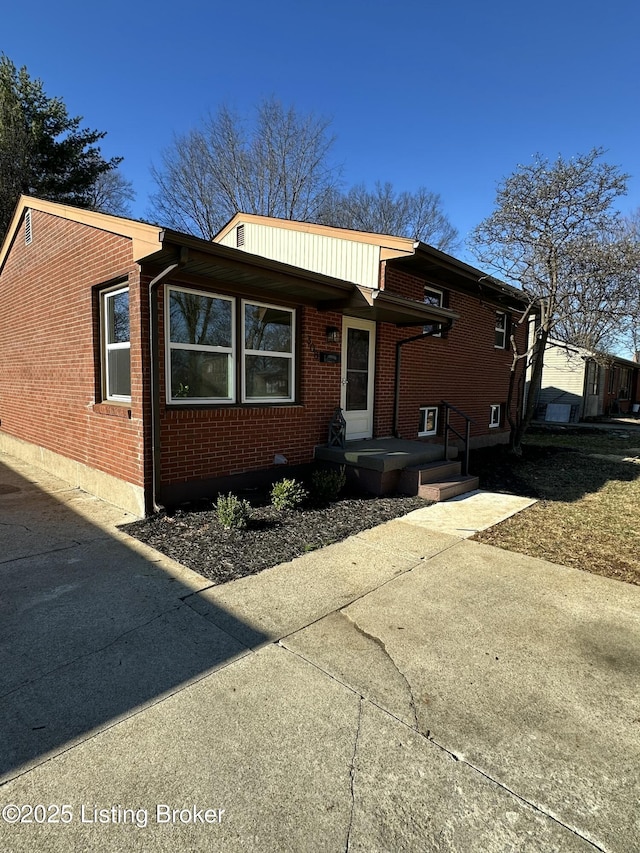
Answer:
[418,475,480,502]
[398,460,462,495]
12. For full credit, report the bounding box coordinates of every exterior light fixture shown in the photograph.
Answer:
[326,326,340,344]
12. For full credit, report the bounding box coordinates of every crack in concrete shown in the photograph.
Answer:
[422,733,607,852]
[341,611,419,730]
[276,641,607,851]
[0,520,31,532]
[0,540,88,566]
[345,696,363,853]
[0,604,184,701]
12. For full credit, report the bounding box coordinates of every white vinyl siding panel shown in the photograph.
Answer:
[539,347,586,412]
[219,223,381,288]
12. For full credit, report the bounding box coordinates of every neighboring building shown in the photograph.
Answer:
[534,339,639,423]
[0,198,528,515]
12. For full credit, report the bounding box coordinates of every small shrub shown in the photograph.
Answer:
[270,478,308,511]
[216,492,251,530]
[311,465,347,502]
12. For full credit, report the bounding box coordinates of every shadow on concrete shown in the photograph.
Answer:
[0,458,266,783]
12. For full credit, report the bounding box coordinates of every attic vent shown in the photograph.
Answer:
[25,209,32,245]
[236,224,245,247]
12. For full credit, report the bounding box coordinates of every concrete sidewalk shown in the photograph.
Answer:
[1,452,639,852]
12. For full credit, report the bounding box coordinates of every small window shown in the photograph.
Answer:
[489,404,501,428]
[423,286,444,335]
[418,406,438,436]
[495,312,507,348]
[242,300,295,402]
[102,286,131,401]
[585,361,600,396]
[619,368,631,400]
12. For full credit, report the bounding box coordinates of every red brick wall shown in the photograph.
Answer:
[155,281,344,488]
[378,266,526,442]
[153,265,525,495]
[0,209,146,487]
[603,363,640,414]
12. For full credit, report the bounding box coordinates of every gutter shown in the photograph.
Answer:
[147,253,187,513]
[393,322,453,438]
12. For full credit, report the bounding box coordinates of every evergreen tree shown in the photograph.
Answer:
[0,54,122,240]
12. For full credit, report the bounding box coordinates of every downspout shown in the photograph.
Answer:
[393,322,453,439]
[148,253,187,512]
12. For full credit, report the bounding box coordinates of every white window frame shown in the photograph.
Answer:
[165,285,236,404]
[423,285,444,336]
[242,299,295,403]
[495,312,507,349]
[102,285,131,403]
[418,406,438,437]
[489,404,501,428]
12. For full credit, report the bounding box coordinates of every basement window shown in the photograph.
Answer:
[489,404,501,428]
[102,286,131,401]
[418,406,438,436]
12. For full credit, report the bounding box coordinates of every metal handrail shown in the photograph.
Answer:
[442,400,476,476]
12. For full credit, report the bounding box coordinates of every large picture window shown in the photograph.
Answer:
[167,287,235,402]
[243,300,295,402]
[165,287,296,405]
[102,286,131,401]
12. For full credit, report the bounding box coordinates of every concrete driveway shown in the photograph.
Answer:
[1,452,639,852]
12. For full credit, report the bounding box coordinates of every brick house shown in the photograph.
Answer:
[0,198,527,516]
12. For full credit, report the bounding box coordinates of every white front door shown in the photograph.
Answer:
[341,318,376,440]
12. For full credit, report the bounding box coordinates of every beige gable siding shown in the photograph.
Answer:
[218,221,382,287]
[539,346,586,419]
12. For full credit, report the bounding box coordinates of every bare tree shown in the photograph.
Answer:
[149,98,341,239]
[469,148,632,452]
[318,181,459,251]
[614,208,640,359]
[87,168,135,216]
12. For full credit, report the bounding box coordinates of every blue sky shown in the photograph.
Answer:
[3,0,639,264]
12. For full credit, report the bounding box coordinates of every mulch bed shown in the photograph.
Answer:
[123,492,428,585]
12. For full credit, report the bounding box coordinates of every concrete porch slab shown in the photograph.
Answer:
[314,437,455,473]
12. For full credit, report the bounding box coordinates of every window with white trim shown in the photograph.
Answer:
[167,286,235,403]
[494,312,507,348]
[418,406,438,436]
[165,287,296,404]
[423,286,443,335]
[489,404,501,428]
[243,300,295,402]
[102,286,131,401]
